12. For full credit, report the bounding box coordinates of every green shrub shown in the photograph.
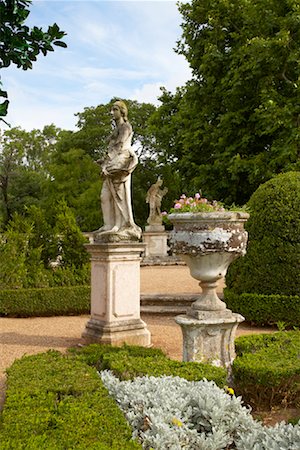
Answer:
[233,331,300,410]
[226,171,300,296]
[224,288,300,327]
[0,286,90,317]
[0,346,226,449]
[0,351,141,449]
[70,344,227,387]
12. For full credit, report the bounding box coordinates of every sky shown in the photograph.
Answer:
[1,0,192,132]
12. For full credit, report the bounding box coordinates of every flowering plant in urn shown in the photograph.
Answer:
[168,193,249,317]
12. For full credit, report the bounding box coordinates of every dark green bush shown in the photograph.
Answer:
[233,331,300,409]
[226,171,300,296]
[224,288,300,327]
[0,351,141,449]
[70,344,227,387]
[0,286,90,317]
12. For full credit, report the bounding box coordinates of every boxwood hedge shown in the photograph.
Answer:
[0,286,90,317]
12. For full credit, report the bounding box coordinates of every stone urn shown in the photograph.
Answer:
[168,211,249,318]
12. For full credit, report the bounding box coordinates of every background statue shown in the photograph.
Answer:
[95,100,141,241]
[146,178,168,226]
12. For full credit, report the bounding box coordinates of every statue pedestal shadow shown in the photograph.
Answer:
[82,242,151,347]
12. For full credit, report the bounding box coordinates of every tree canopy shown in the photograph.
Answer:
[151,0,300,205]
[0,0,66,120]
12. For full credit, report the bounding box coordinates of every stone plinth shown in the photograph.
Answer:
[82,242,151,347]
[175,311,244,369]
[143,225,168,258]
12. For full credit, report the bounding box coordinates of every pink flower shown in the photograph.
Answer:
[195,192,201,199]
[180,194,186,199]
[174,203,182,209]
[161,211,167,216]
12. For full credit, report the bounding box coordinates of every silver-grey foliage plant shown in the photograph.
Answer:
[100,371,300,450]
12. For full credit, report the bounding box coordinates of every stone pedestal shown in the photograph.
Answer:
[143,225,168,258]
[82,242,151,347]
[175,310,244,369]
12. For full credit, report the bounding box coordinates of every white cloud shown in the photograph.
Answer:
[1,1,192,131]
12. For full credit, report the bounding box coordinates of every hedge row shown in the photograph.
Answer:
[224,288,300,327]
[0,351,141,449]
[0,286,90,317]
[233,331,300,410]
[69,344,227,386]
[0,345,227,448]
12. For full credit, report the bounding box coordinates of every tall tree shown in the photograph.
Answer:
[0,0,66,121]
[153,0,300,205]
[0,126,61,226]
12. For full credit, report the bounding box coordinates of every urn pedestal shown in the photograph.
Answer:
[82,242,151,347]
[169,211,249,369]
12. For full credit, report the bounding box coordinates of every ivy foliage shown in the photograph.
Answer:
[0,0,66,119]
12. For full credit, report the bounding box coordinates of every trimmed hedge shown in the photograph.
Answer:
[233,331,300,410]
[69,344,227,387]
[224,288,300,327]
[0,345,226,448]
[0,351,141,449]
[226,171,300,296]
[0,286,90,317]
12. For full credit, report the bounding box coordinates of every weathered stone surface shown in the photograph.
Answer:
[82,242,151,346]
[143,230,169,257]
[95,100,141,242]
[175,312,245,369]
[169,212,249,255]
[169,212,249,371]
[168,212,249,313]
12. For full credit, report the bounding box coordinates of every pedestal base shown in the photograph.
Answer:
[82,242,151,347]
[82,317,151,346]
[143,228,168,257]
[175,311,244,369]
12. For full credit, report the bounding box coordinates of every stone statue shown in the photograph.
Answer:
[95,100,141,242]
[146,178,168,226]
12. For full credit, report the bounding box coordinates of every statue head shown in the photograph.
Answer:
[113,100,128,122]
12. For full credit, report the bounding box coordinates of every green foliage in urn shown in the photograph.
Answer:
[226,171,300,296]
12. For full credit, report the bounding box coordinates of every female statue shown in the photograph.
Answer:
[95,100,141,241]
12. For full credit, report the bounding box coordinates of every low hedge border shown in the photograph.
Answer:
[0,345,227,448]
[224,288,300,327]
[0,286,90,317]
[69,344,227,386]
[233,331,300,410]
[0,351,141,449]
